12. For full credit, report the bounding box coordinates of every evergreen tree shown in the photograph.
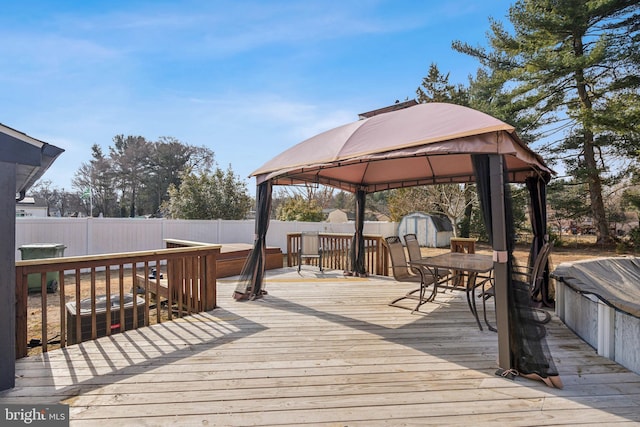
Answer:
[164,165,252,220]
[416,63,469,105]
[275,196,324,222]
[453,0,640,244]
[409,63,477,236]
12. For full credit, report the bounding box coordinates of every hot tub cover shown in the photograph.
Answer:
[552,257,640,318]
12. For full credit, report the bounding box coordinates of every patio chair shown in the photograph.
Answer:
[450,237,476,287]
[481,243,552,331]
[404,233,489,329]
[386,236,421,283]
[403,233,450,279]
[518,243,553,325]
[298,232,323,272]
[526,242,554,307]
[386,236,436,310]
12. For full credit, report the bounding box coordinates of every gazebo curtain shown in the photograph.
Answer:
[234,181,272,300]
[526,176,552,307]
[472,154,558,379]
[348,189,367,276]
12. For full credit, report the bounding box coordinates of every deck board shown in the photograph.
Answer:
[2,268,640,426]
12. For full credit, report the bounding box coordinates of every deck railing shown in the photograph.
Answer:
[15,245,220,359]
[286,233,389,276]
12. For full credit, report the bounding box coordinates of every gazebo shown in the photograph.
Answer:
[235,102,558,384]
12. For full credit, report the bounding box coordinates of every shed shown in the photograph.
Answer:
[326,209,349,223]
[397,212,453,248]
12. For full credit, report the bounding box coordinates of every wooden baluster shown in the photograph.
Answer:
[177,257,184,318]
[59,268,66,348]
[90,268,97,339]
[118,266,125,334]
[155,259,162,323]
[40,273,47,353]
[105,267,111,337]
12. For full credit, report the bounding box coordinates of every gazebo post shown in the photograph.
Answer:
[489,154,512,370]
[234,181,272,300]
[349,189,366,276]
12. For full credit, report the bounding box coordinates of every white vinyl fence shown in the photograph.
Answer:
[16,218,398,259]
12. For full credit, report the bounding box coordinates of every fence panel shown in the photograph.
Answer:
[17,218,399,257]
[88,218,164,254]
[16,218,88,258]
[162,219,220,244]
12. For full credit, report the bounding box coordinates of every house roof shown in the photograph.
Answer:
[0,123,64,198]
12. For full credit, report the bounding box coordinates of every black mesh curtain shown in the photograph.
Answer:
[234,181,272,300]
[526,176,552,307]
[472,154,558,380]
[347,189,367,276]
[473,155,494,246]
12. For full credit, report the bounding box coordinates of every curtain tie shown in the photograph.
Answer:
[493,250,508,263]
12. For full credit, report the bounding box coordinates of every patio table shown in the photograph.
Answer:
[409,252,494,330]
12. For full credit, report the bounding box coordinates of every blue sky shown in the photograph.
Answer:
[1,1,513,195]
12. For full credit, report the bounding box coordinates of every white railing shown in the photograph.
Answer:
[16,217,398,258]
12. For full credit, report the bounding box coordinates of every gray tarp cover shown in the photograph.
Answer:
[552,257,640,318]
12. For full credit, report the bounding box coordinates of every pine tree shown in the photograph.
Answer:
[454,0,640,244]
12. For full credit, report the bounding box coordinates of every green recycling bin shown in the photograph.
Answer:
[18,243,66,293]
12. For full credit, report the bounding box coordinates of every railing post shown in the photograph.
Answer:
[204,248,219,311]
[286,233,295,268]
[379,239,389,276]
[374,237,380,275]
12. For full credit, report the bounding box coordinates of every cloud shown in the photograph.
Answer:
[1,0,512,195]
[21,1,428,59]
[31,87,359,191]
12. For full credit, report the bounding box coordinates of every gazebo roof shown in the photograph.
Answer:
[252,103,553,193]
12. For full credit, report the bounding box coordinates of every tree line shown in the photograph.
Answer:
[32,135,252,220]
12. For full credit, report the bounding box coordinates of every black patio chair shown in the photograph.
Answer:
[481,243,552,332]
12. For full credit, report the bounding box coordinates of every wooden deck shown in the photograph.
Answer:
[2,268,640,426]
